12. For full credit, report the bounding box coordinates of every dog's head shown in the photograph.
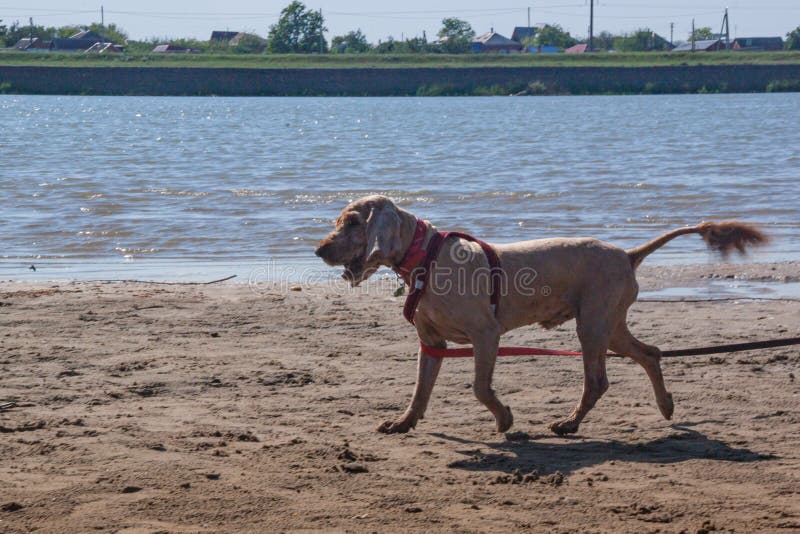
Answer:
[315,195,403,286]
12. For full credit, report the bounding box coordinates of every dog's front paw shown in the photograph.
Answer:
[377,418,415,434]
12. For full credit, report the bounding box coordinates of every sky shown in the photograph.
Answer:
[2,1,799,43]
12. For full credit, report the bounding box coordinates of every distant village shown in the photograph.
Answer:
[2,1,796,56]
[469,27,785,54]
[5,26,790,56]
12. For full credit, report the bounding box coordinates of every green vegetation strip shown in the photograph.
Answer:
[3,50,800,69]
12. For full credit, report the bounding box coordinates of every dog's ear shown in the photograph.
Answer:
[365,203,402,266]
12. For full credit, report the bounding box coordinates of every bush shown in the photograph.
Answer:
[766,79,800,92]
[416,84,456,96]
[472,84,509,96]
[527,81,548,95]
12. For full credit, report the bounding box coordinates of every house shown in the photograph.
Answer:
[50,38,102,52]
[13,37,50,50]
[14,28,115,53]
[210,31,239,42]
[472,30,522,54]
[49,29,108,52]
[85,42,123,54]
[511,23,547,44]
[732,37,784,51]
[152,44,200,53]
[565,43,588,54]
[672,39,725,52]
[648,33,675,51]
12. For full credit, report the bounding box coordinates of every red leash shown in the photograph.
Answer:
[420,342,582,358]
[421,337,800,359]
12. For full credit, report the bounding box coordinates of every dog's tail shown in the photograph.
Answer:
[626,221,768,269]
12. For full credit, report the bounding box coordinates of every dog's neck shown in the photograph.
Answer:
[392,212,435,279]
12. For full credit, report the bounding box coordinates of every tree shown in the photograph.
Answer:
[371,35,433,54]
[267,1,327,53]
[534,24,577,50]
[593,30,615,51]
[402,35,431,53]
[55,25,83,38]
[88,23,128,44]
[613,28,671,51]
[232,33,267,54]
[374,37,399,54]
[787,26,800,50]
[437,17,474,53]
[331,29,371,53]
[520,35,536,49]
[0,20,55,47]
[690,26,714,41]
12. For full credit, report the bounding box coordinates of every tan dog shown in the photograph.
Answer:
[315,195,767,435]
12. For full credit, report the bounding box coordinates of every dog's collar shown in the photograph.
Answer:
[393,218,428,281]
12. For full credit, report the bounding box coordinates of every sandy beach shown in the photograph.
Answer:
[1,262,799,532]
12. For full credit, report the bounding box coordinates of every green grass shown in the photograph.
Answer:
[2,50,800,69]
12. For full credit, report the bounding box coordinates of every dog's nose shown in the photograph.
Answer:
[315,243,328,258]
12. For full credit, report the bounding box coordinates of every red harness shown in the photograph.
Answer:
[393,219,502,326]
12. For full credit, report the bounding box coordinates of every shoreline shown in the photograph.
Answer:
[4,259,799,280]
[3,261,800,300]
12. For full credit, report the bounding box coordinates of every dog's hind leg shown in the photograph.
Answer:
[471,326,513,433]
[550,309,611,436]
[609,323,673,420]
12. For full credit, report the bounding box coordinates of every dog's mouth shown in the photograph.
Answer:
[342,257,365,284]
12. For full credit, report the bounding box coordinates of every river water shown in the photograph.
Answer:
[1,93,798,281]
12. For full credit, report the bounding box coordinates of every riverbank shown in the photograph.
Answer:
[1,261,798,531]
[3,50,800,68]
[2,62,800,96]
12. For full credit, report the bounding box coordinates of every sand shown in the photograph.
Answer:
[1,262,799,533]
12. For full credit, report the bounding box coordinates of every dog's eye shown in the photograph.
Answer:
[347,216,361,227]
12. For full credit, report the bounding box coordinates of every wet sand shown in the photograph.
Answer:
[1,262,799,532]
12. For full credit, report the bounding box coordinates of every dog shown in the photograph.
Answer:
[315,195,767,435]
